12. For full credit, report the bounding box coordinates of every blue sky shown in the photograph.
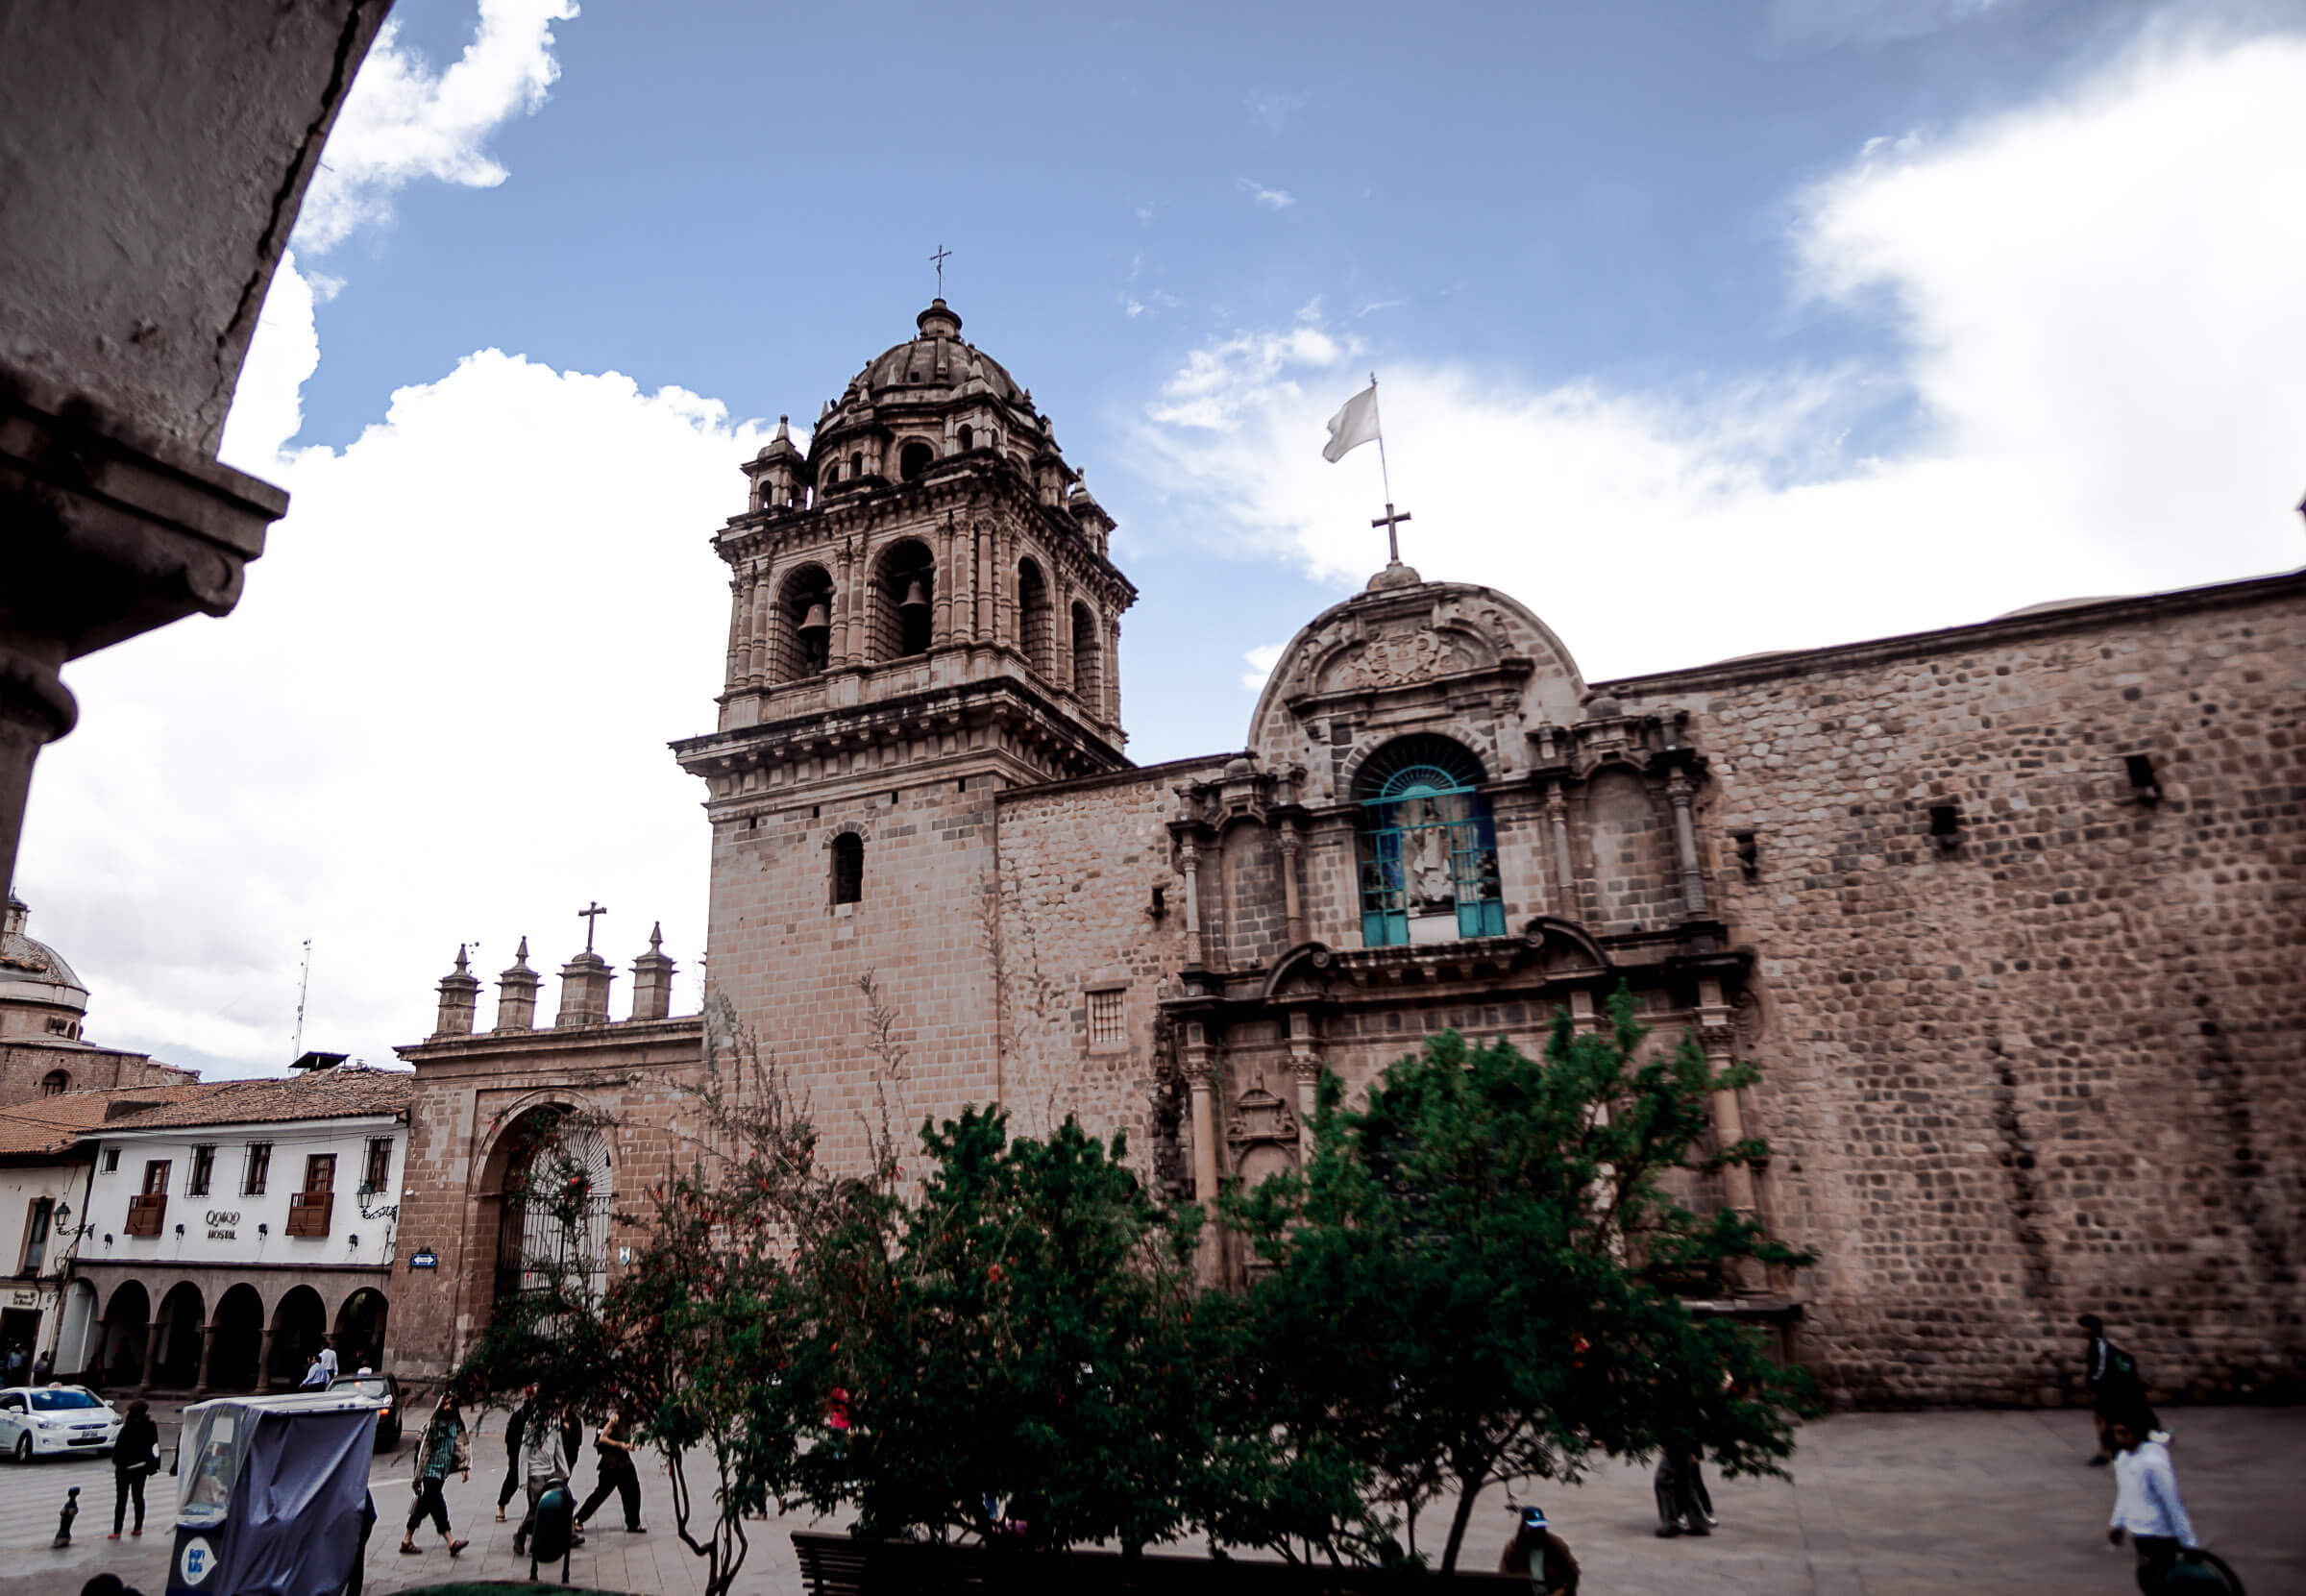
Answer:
[20,0,2305,1078]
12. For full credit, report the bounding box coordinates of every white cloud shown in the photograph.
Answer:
[295,0,579,253]
[30,331,770,1075]
[1136,29,2306,685]
[1239,178,1297,210]
[1240,644,1287,692]
[218,254,321,474]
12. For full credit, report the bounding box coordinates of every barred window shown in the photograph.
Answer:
[1087,988,1126,1047]
[187,1144,215,1197]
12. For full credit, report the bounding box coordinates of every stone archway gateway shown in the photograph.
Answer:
[334,1287,388,1373]
[489,1108,612,1312]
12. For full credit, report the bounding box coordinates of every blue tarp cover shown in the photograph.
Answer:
[209,1407,374,1594]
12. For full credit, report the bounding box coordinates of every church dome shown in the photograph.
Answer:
[0,897,90,1036]
[846,300,1026,406]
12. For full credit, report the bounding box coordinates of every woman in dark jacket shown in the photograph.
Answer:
[108,1399,159,1538]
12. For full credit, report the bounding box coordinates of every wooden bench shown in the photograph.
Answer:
[793,1532,1531,1596]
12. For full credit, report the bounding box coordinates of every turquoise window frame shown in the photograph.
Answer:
[1356,754,1505,947]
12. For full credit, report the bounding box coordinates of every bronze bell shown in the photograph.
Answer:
[797,601,831,639]
[898,576,930,616]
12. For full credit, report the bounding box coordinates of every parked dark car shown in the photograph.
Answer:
[327,1371,403,1449]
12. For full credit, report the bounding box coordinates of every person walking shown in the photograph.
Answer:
[1653,1446,1713,1536]
[496,1389,534,1523]
[398,1394,471,1559]
[2107,1419,2197,1592]
[2082,1315,2159,1465]
[33,1350,53,1386]
[105,1400,159,1540]
[575,1408,645,1535]
[315,1336,339,1383]
[1498,1504,1580,1594]
[512,1402,584,1557]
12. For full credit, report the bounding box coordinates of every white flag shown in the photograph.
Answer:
[1322,383,1381,462]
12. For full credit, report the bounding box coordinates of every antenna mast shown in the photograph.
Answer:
[292,939,312,1060]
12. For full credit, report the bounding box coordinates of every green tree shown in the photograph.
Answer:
[808,1107,1209,1555]
[1225,987,1818,1572]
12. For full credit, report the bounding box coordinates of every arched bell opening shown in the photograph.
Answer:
[1016,557,1054,679]
[871,539,937,660]
[1069,601,1101,711]
[776,564,835,680]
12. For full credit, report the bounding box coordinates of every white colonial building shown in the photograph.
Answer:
[68,1063,411,1393]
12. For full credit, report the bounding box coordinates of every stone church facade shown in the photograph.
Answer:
[388,300,2305,1409]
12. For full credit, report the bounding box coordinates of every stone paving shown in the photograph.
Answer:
[0,1404,2294,1594]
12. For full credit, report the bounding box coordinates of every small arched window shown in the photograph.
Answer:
[38,1069,70,1098]
[1353,736,1504,947]
[956,424,974,452]
[849,451,865,481]
[831,832,864,906]
[898,441,935,481]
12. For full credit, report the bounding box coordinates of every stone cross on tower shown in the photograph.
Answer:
[577,901,606,953]
[1371,502,1413,565]
[929,242,951,297]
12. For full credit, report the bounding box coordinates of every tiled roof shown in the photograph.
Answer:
[94,1067,414,1133]
[0,1084,219,1158]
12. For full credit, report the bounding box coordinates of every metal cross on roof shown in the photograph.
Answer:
[1371,502,1413,564]
[929,243,951,297]
[577,901,606,953]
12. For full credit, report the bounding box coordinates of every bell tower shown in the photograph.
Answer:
[674,300,1135,1166]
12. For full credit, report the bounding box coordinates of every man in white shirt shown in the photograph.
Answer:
[316,1338,339,1382]
[2106,1420,2196,1592]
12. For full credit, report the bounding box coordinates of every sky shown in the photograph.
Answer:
[19,0,2305,1080]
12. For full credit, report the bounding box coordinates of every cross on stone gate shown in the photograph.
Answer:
[929,243,951,297]
[1372,502,1412,565]
[577,901,606,953]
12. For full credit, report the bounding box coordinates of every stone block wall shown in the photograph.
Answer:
[992,758,1228,1174]
[1607,575,2306,1405]
[705,774,1007,1179]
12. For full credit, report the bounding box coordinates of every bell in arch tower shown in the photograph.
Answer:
[673,300,1135,1167]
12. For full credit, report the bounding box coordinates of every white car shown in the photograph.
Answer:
[0,1386,123,1461]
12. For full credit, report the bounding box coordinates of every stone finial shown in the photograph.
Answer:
[432,945,481,1039]
[494,937,541,1032]
[1365,560,1423,591]
[629,921,677,1022]
[555,946,616,1029]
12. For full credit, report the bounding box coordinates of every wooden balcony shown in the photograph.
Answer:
[124,1194,165,1237]
[285,1191,333,1238]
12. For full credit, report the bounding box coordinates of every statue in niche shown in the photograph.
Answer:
[1400,798,1456,908]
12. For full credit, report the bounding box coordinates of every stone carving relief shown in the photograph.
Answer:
[1320,626,1467,692]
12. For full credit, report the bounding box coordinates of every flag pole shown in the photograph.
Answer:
[1370,372,1400,561]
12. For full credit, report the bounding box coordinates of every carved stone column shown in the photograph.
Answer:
[724,576,746,691]
[192,1320,218,1396]
[1288,1010,1320,1160]
[1697,977,1758,1292]
[974,519,994,642]
[753,569,777,688]
[1545,786,1579,921]
[1179,839,1205,968]
[1279,822,1306,945]
[935,514,956,647]
[1667,771,1708,917]
[832,538,858,669]
[137,1319,159,1393]
[257,1325,277,1392]
[1184,1025,1222,1282]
